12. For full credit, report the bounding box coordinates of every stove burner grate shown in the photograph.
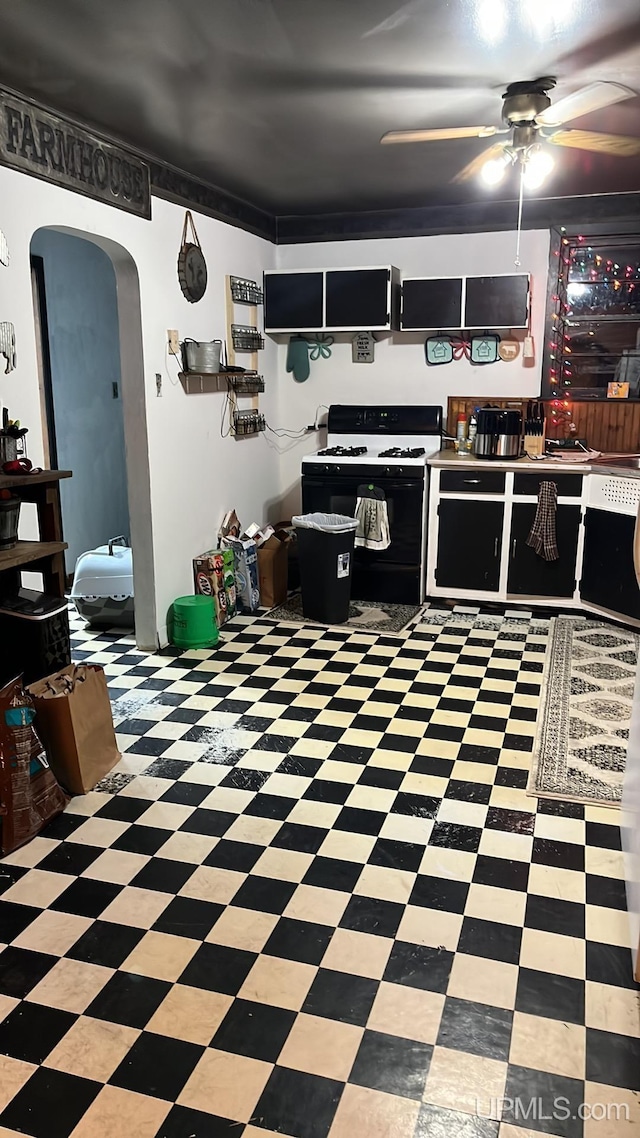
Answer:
[378,447,426,459]
[316,446,368,457]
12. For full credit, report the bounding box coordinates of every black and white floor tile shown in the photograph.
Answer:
[0,604,638,1138]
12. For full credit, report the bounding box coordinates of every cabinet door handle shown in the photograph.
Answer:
[494,537,499,556]
[463,479,481,484]
[512,538,517,558]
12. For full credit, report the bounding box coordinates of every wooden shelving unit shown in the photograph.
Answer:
[224,274,265,437]
[176,277,266,435]
[0,470,70,596]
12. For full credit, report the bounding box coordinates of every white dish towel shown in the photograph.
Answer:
[355,495,391,551]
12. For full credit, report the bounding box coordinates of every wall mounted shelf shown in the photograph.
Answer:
[230,276,263,305]
[225,276,264,437]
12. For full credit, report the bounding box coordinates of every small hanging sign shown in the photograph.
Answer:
[498,339,520,362]
[425,336,453,365]
[0,322,16,373]
[352,331,375,363]
[470,335,500,365]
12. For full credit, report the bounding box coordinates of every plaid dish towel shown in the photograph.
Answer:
[526,480,559,561]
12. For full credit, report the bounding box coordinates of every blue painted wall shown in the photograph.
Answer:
[31,229,129,573]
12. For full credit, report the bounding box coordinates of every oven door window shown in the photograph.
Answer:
[302,477,423,562]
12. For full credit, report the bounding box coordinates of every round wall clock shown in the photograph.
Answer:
[178,210,207,303]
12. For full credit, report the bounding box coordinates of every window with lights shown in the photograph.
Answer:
[544,231,640,407]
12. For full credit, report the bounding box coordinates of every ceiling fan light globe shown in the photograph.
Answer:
[480,154,509,185]
[523,148,554,188]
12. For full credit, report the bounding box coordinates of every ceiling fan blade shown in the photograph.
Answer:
[548,129,640,157]
[452,141,508,183]
[381,125,496,144]
[537,81,635,126]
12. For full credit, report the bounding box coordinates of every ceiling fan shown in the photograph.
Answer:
[381,78,640,188]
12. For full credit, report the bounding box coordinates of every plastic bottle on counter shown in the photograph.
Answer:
[456,414,468,443]
[468,411,478,451]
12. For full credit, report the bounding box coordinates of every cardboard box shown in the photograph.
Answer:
[257,535,289,610]
[244,522,275,547]
[224,537,260,613]
[193,549,237,626]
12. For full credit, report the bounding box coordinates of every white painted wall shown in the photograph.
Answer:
[0,164,277,645]
[272,230,550,518]
[0,159,551,637]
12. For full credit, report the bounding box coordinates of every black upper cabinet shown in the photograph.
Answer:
[264,266,399,332]
[508,504,581,597]
[263,271,324,331]
[436,500,504,592]
[464,274,530,329]
[399,273,529,331]
[581,508,640,620]
[325,268,394,329]
[401,278,463,330]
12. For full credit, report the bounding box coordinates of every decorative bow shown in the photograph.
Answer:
[306,334,334,360]
[451,337,471,361]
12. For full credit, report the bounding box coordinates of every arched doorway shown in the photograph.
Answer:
[30,226,156,650]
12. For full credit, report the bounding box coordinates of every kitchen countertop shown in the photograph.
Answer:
[428,449,640,479]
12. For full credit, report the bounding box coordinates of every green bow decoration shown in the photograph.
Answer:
[306,334,334,360]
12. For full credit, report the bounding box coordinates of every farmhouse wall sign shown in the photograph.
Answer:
[0,90,151,219]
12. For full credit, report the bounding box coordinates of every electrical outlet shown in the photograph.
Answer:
[167,329,180,355]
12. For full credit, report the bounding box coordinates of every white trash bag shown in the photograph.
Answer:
[292,513,357,533]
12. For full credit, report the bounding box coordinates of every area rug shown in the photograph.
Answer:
[528,616,638,807]
[265,594,423,635]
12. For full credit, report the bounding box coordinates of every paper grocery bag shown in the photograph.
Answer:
[29,664,121,795]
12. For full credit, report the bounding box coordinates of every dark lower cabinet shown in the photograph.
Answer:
[508,504,581,597]
[581,508,640,620]
[436,500,504,591]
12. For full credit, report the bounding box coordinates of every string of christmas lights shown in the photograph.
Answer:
[548,228,575,436]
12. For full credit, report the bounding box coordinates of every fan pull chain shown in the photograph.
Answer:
[514,161,525,267]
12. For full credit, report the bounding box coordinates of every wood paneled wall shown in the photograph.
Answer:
[446,398,640,453]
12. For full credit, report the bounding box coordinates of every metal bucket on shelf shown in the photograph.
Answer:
[0,435,18,465]
[182,339,222,374]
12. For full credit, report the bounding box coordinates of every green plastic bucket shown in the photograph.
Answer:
[171,595,219,649]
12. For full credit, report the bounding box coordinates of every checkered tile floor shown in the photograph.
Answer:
[0,605,638,1138]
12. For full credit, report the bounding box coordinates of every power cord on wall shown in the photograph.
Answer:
[264,404,329,439]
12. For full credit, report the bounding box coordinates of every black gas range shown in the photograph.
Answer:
[301,405,442,603]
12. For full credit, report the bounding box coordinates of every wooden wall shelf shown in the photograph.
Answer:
[0,470,71,491]
[179,371,227,394]
[0,470,70,596]
[0,540,67,572]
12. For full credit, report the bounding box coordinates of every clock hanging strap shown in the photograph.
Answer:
[181,210,202,252]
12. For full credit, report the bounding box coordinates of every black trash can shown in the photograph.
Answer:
[293,513,357,624]
[0,589,71,686]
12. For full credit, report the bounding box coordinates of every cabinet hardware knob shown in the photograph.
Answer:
[464,479,481,484]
